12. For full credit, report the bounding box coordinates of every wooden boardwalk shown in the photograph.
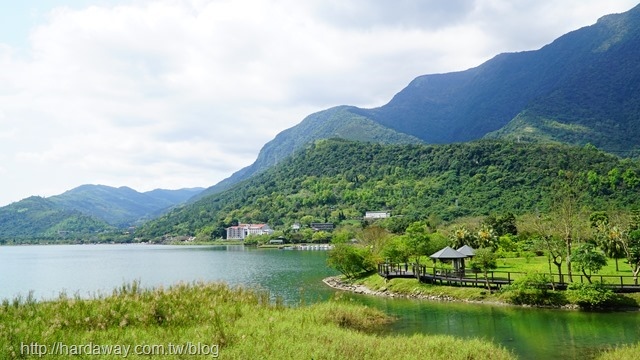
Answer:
[377,263,640,293]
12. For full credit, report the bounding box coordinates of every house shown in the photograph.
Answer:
[226,223,273,240]
[310,223,334,232]
[364,211,390,220]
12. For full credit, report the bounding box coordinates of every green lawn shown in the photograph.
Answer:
[490,256,638,286]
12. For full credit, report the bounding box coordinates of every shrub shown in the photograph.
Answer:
[501,272,566,306]
[566,282,615,308]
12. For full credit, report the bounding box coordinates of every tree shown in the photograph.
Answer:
[603,226,625,272]
[331,225,359,244]
[622,230,640,285]
[533,235,566,288]
[327,244,376,278]
[359,225,390,257]
[590,212,625,272]
[470,248,497,290]
[528,212,567,287]
[311,231,332,243]
[476,224,497,250]
[405,222,431,264]
[484,213,517,237]
[382,236,412,264]
[552,171,584,282]
[449,226,474,249]
[571,243,607,284]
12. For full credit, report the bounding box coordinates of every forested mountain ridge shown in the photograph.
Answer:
[0,196,113,242]
[137,140,640,241]
[485,6,640,156]
[364,4,640,147]
[50,185,204,226]
[0,185,203,241]
[203,4,640,197]
[194,106,422,200]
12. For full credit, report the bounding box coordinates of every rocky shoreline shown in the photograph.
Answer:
[322,276,585,309]
[322,276,460,302]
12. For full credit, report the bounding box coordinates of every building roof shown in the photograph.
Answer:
[457,245,476,257]
[228,223,268,229]
[429,246,467,259]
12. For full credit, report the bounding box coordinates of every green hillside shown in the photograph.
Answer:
[0,196,113,242]
[195,106,422,199]
[137,140,640,240]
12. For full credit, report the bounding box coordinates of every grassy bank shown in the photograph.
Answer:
[354,273,499,303]
[597,343,640,360]
[1,282,514,359]
[352,273,640,308]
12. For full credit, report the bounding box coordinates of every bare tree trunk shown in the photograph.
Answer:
[547,255,556,290]
[566,234,573,283]
[554,260,563,285]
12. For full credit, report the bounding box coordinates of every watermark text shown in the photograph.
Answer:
[21,342,219,358]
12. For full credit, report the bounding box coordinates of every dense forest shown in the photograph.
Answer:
[137,139,640,241]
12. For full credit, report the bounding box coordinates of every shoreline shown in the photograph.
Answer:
[323,275,640,311]
[322,275,497,303]
[322,275,582,309]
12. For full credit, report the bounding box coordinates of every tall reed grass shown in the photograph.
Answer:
[1,281,515,359]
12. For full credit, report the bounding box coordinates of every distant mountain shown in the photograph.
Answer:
[0,185,203,241]
[137,139,640,241]
[0,196,113,241]
[49,185,204,226]
[204,4,640,195]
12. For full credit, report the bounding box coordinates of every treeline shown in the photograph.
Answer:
[137,139,640,241]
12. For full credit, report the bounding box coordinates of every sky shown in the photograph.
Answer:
[0,0,638,206]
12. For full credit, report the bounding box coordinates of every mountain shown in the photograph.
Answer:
[485,8,640,156]
[0,185,203,241]
[361,4,640,151]
[0,196,113,242]
[194,106,422,200]
[203,4,640,196]
[137,140,640,241]
[49,185,204,226]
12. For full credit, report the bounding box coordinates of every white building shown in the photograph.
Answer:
[364,211,390,220]
[226,223,273,240]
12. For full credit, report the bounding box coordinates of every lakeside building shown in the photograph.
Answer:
[226,223,273,240]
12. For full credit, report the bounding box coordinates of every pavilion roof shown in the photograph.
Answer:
[429,246,467,259]
[457,245,476,257]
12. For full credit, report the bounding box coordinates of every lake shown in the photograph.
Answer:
[1,244,638,359]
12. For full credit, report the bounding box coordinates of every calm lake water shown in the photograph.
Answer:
[1,244,639,360]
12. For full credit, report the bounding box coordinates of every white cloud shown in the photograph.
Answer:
[0,0,637,205]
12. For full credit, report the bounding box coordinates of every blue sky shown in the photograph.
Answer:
[0,0,637,206]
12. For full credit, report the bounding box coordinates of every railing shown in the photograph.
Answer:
[377,263,640,291]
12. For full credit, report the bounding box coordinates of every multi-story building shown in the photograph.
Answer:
[226,223,273,240]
